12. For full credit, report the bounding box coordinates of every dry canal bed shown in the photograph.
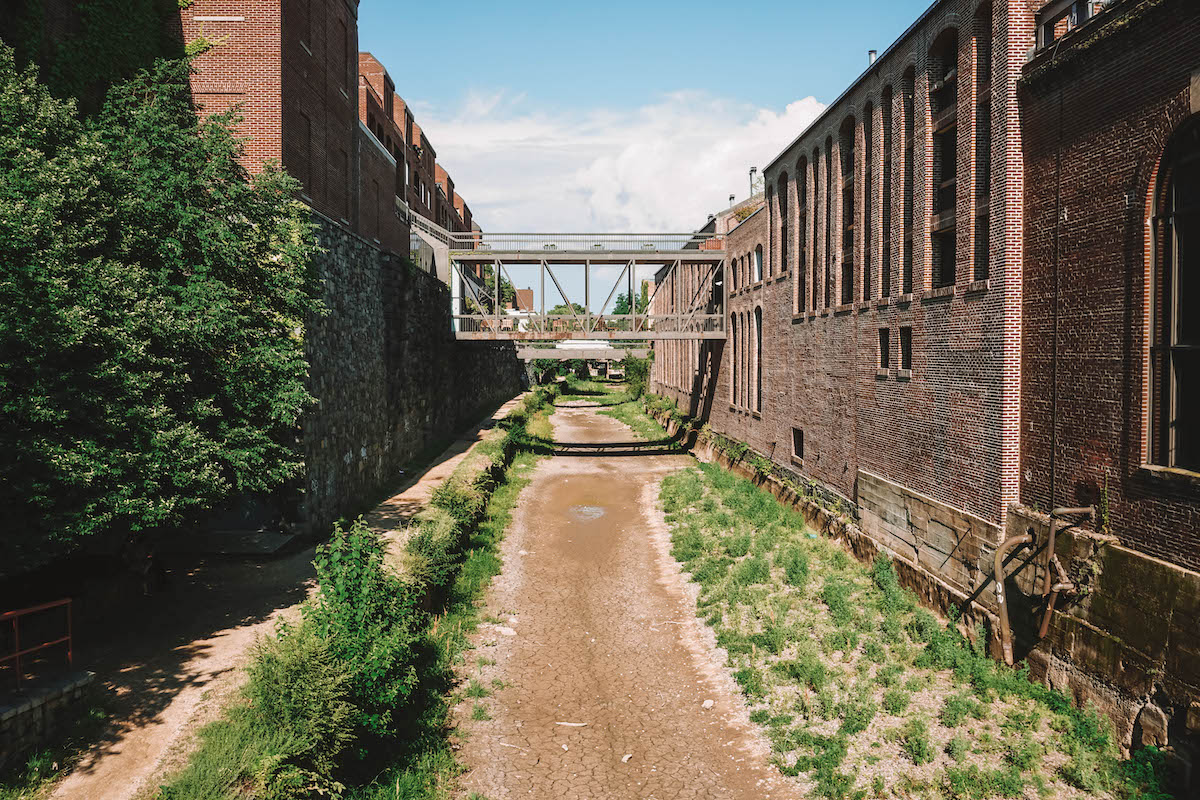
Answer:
[453,391,1166,800]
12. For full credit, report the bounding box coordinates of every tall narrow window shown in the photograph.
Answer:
[863,104,874,300]
[841,117,856,305]
[1151,116,1200,469]
[338,19,350,92]
[879,327,891,369]
[900,326,913,371]
[754,245,764,283]
[882,87,893,298]
[814,147,823,310]
[825,138,834,307]
[730,314,737,404]
[930,30,959,289]
[754,306,764,413]
[797,157,809,312]
[792,428,805,459]
[778,172,790,275]
[902,69,915,294]
[974,4,993,282]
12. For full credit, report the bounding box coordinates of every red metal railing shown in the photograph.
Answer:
[0,599,73,687]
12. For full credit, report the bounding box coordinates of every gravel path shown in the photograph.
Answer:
[456,404,801,800]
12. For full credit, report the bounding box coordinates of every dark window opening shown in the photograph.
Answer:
[933,230,956,288]
[1152,116,1200,469]
[792,428,805,459]
[900,326,913,371]
[882,87,893,298]
[902,70,915,294]
[879,328,891,369]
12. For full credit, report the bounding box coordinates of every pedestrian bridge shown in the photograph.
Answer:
[411,216,727,345]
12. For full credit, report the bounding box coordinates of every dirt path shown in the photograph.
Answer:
[50,398,526,800]
[456,404,801,800]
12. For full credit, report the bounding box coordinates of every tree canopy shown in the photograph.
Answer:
[0,48,320,574]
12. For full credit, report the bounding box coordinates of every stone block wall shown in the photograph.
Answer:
[302,214,525,534]
[0,671,94,772]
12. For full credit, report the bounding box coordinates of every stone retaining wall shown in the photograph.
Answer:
[302,215,525,534]
[0,671,94,771]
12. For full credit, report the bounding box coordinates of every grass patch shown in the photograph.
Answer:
[158,387,559,800]
[637,388,1177,800]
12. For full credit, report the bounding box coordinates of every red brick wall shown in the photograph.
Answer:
[180,2,284,177]
[181,0,359,226]
[655,0,1037,532]
[1019,0,1200,571]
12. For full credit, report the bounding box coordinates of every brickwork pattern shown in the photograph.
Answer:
[1019,0,1200,571]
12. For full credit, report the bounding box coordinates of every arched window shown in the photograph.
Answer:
[902,67,916,294]
[974,3,993,282]
[840,116,857,304]
[1151,116,1200,469]
[930,29,960,289]
[863,103,874,301]
[730,313,738,404]
[814,147,823,309]
[754,245,764,283]
[754,306,764,413]
[881,86,894,298]
[797,156,809,313]
[777,172,790,276]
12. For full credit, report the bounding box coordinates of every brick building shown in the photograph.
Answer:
[1020,0,1200,571]
[653,0,1200,762]
[178,6,477,262]
[182,0,360,228]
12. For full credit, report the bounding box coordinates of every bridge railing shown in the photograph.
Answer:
[453,312,724,339]
[447,231,725,253]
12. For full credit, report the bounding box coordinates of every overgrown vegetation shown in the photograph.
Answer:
[0,46,320,575]
[653,461,1173,799]
[157,387,559,799]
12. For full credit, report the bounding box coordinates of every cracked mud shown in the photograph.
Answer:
[456,404,801,799]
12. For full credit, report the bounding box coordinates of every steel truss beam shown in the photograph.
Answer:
[450,252,726,342]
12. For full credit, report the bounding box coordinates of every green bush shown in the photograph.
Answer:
[622,354,651,399]
[243,621,356,797]
[0,48,320,575]
[306,519,423,739]
[781,545,810,588]
[900,718,935,765]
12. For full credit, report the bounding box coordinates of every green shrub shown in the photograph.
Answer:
[733,555,771,585]
[734,666,767,698]
[245,621,356,778]
[781,545,810,588]
[883,688,910,716]
[820,578,854,626]
[775,648,830,691]
[431,478,486,527]
[900,718,935,765]
[0,49,321,576]
[946,734,970,763]
[942,764,1025,799]
[723,532,753,558]
[306,519,423,738]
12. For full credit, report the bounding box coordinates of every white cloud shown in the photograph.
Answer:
[413,90,825,233]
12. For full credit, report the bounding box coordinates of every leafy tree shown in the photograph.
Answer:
[480,264,515,309]
[0,49,320,574]
[637,280,651,314]
[613,292,631,315]
[549,302,586,316]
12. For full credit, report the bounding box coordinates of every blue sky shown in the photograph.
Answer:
[359,0,933,235]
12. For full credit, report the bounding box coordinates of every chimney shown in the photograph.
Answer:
[869,49,878,64]
[729,194,736,206]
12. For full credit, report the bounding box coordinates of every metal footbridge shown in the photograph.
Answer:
[411,216,727,359]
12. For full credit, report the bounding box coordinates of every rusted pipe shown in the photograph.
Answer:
[994,531,1033,667]
[1038,580,1076,639]
[1043,505,1094,596]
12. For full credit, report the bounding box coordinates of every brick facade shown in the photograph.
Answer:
[1019,0,1200,571]
[652,0,1200,763]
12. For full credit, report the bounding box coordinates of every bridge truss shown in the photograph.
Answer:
[443,231,727,342]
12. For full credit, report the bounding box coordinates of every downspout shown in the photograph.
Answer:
[993,531,1033,667]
